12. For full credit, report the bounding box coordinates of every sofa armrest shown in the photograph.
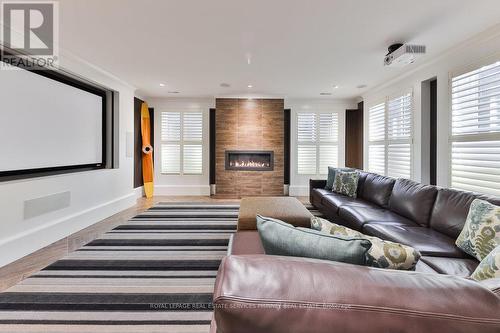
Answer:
[309,179,327,189]
[309,179,327,205]
[214,255,500,333]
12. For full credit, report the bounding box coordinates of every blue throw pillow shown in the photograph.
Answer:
[325,167,354,190]
[256,215,371,265]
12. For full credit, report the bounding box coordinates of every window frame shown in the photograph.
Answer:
[296,110,339,176]
[448,58,500,195]
[160,110,204,176]
[367,90,414,179]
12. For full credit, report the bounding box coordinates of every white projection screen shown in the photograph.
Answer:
[0,63,106,176]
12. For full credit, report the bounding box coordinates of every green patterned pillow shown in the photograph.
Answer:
[471,245,500,281]
[455,199,500,261]
[311,216,421,270]
[332,170,359,198]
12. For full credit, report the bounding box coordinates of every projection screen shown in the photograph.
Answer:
[0,63,106,175]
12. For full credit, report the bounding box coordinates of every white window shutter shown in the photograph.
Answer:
[451,61,500,196]
[183,144,203,174]
[297,112,338,175]
[297,113,317,142]
[368,103,387,175]
[388,94,412,140]
[319,145,338,173]
[368,144,385,175]
[368,103,386,142]
[319,113,338,142]
[161,144,180,174]
[161,111,203,175]
[297,145,317,174]
[183,112,203,141]
[387,93,413,178]
[161,112,181,141]
[387,143,411,179]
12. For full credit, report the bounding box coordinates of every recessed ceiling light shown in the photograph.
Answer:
[159,83,166,87]
[333,85,339,89]
[220,83,231,88]
[247,84,253,88]
[320,92,332,96]
[168,91,180,94]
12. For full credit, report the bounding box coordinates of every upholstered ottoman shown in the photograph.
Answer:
[237,197,313,230]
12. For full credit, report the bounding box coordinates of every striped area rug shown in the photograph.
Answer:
[0,202,239,333]
[0,201,321,333]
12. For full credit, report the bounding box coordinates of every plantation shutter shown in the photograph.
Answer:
[387,93,412,179]
[183,113,203,174]
[367,103,386,174]
[451,61,500,196]
[161,112,181,174]
[161,111,203,175]
[297,113,317,174]
[318,113,338,173]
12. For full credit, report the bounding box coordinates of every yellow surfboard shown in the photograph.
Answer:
[141,102,154,198]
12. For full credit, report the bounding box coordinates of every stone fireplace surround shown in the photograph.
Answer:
[214,98,284,197]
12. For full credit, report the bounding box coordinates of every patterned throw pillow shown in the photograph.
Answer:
[455,199,500,261]
[311,216,421,270]
[332,170,359,198]
[471,245,500,281]
[325,167,353,190]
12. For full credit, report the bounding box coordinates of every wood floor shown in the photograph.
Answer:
[0,195,308,292]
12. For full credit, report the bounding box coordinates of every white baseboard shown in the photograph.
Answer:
[289,185,310,197]
[0,192,136,268]
[154,185,211,196]
[134,186,144,198]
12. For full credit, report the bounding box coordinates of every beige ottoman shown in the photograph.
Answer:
[238,197,314,230]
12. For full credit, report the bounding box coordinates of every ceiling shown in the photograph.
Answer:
[57,0,500,99]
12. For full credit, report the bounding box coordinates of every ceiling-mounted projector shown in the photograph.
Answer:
[384,43,426,67]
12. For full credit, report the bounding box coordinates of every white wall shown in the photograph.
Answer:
[362,25,500,187]
[147,98,214,196]
[0,50,138,268]
[286,99,357,196]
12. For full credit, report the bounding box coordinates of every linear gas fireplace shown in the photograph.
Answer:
[225,150,274,171]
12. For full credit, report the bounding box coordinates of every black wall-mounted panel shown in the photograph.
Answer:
[284,109,291,185]
[210,108,216,184]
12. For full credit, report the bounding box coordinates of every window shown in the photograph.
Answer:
[450,61,500,196]
[297,112,338,175]
[367,92,413,178]
[161,111,203,175]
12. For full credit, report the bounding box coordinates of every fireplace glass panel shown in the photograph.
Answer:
[225,150,274,171]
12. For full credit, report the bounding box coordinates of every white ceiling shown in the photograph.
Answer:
[58,0,500,99]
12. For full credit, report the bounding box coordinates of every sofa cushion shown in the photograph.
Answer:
[311,217,421,270]
[362,224,466,258]
[455,199,500,261]
[388,178,438,226]
[430,188,500,239]
[338,205,417,231]
[321,192,375,214]
[420,256,478,278]
[359,173,395,208]
[229,231,265,255]
[471,245,500,281]
[256,215,371,265]
[311,188,332,208]
[414,260,439,274]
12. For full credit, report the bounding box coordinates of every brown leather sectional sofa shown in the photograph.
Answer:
[212,172,500,333]
[310,171,500,276]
